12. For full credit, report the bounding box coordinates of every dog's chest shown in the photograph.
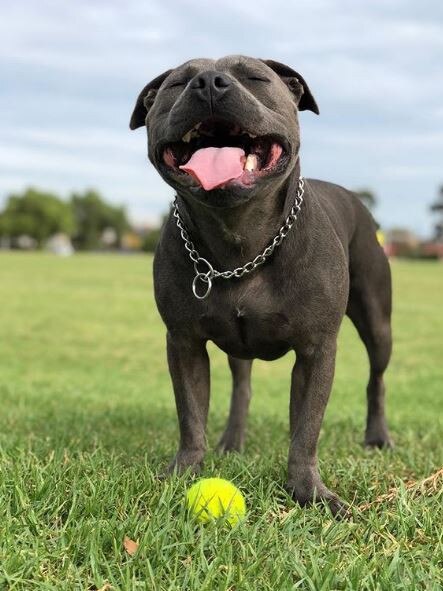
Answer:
[196,283,293,360]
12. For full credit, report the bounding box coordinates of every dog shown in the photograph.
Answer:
[130,55,392,515]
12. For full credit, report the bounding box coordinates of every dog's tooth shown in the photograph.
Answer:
[244,154,258,172]
[182,131,192,143]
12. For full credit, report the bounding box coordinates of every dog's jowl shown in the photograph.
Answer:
[130,55,392,516]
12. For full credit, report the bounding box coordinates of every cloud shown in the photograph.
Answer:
[1,0,442,236]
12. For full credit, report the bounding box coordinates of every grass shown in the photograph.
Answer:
[0,252,442,590]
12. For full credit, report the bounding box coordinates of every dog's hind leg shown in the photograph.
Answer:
[217,356,253,453]
[347,233,393,448]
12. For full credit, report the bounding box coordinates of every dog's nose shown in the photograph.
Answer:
[190,71,231,103]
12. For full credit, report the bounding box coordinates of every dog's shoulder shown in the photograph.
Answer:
[305,178,377,246]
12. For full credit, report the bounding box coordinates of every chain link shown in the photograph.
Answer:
[173,176,305,299]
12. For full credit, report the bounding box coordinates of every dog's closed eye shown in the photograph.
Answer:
[166,80,188,89]
[246,76,270,83]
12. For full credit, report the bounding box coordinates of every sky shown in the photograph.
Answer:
[1,0,442,236]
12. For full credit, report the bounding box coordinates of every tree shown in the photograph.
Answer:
[70,190,129,250]
[0,188,74,247]
[141,213,168,253]
[141,227,162,252]
[354,189,377,211]
[430,184,443,241]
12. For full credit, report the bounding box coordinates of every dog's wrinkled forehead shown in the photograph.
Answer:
[175,55,275,75]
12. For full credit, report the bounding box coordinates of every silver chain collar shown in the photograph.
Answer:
[172,176,305,300]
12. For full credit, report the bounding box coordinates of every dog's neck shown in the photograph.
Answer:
[174,161,303,269]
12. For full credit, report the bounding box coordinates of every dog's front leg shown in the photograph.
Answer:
[287,339,348,516]
[165,332,210,475]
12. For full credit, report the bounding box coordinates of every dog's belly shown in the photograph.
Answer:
[198,308,292,360]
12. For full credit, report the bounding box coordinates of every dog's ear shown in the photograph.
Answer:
[129,69,173,130]
[260,59,319,115]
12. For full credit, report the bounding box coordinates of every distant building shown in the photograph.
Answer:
[384,229,420,258]
[121,230,143,250]
[420,241,443,259]
[101,227,118,247]
[122,223,158,251]
[16,235,38,250]
[46,233,74,256]
[383,228,443,260]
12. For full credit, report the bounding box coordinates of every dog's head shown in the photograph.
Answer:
[130,55,318,207]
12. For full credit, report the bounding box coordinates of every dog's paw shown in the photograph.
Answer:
[364,418,393,449]
[365,437,394,449]
[364,428,393,449]
[216,431,244,454]
[284,483,350,518]
[158,450,204,479]
[321,492,350,519]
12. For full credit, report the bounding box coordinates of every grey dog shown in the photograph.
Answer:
[130,55,392,515]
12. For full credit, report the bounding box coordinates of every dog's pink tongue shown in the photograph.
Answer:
[179,147,245,190]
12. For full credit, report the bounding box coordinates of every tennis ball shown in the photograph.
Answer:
[186,477,246,526]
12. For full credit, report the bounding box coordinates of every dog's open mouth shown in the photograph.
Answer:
[162,118,288,191]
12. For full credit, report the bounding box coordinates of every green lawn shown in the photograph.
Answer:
[0,253,442,590]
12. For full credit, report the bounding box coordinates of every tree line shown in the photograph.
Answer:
[0,188,130,250]
[0,186,442,252]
